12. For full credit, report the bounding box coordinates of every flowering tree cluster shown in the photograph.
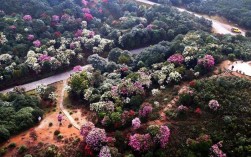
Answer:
[208,100,220,111]
[139,102,153,118]
[167,54,184,65]
[197,54,215,69]
[85,128,107,151]
[210,141,226,157]
[128,133,153,152]
[132,117,141,130]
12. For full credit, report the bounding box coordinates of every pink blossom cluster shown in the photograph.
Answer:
[157,125,170,148]
[167,54,184,65]
[38,54,51,62]
[210,141,226,157]
[89,31,95,38]
[80,122,95,137]
[33,40,41,47]
[82,0,88,6]
[73,65,83,72]
[23,15,32,21]
[74,29,83,37]
[132,117,141,130]
[198,54,215,69]
[128,133,153,152]
[52,15,60,22]
[139,102,153,118]
[86,128,107,151]
[82,8,90,13]
[146,24,153,30]
[208,100,220,111]
[9,25,16,30]
[99,146,111,157]
[177,105,189,112]
[27,34,35,41]
[84,13,94,21]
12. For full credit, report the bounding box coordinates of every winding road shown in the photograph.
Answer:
[135,0,246,36]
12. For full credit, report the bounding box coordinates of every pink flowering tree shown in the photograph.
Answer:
[80,122,95,137]
[197,54,215,69]
[132,117,141,130]
[208,100,220,111]
[167,54,184,65]
[139,102,153,118]
[38,54,51,62]
[23,15,32,21]
[33,40,41,47]
[86,128,107,151]
[99,146,111,157]
[27,34,35,41]
[73,65,83,72]
[210,141,226,157]
[156,125,171,148]
[84,13,94,21]
[128,133,153,152]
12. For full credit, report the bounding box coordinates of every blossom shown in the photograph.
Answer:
[9,25,16,30]
[27,34,35,41]
[35,84,47,95]
[33,40,41,47]
[195,107,202,114]
[73,65,83,72]
[156,125,170,148]
[139,103,153,118]
[86,128,107,151]
[52,15,60,22]
[82,8,90,13]
[177,105,189,112]
[90,101,114,113]
[151,88,160,96]
[38,54,51,62]
[23,15,32,21]
[210,141,226,157]
[101,116,110,126]
[99,146,111,157]
[129,133,153,152]
[80,122,95,137]
[167,54,184,65]
[208,100,220,111]
[82,0,88,6]
[132,117,141,130]
[0,32,8,45]
[74,29,83,37]
[84,13,94,21]
[167,71,182,83]
[198,54,215,69]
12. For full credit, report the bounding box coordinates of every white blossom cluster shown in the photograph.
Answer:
[90,101,115,113]
[48,92,57,101]
[0,32,8,45]
[151,88,160,96]
[0,54,12,63]
[35,84,48,95]
[167,71,182,83]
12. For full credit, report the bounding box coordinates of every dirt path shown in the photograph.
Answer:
[59,80,81,130]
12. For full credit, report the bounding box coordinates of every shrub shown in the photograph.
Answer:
[54,130,60,136]
[8,143,16,148]
[18,145,27,154]
[49,122,53,127]
[86,128,107,151]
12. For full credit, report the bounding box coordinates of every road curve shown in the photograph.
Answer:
[135,0,246,36]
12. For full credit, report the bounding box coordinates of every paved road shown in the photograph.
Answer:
[0,65,92,93]
[135,0,246,36]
